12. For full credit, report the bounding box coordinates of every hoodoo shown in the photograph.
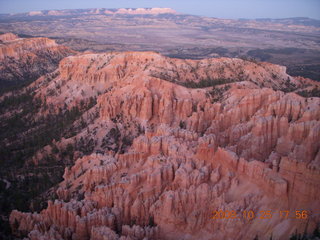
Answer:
[7,51,320,240]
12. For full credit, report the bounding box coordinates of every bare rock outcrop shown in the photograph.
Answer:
[0,33,19,42]
[9,51,320,240]
[0,33,75,84]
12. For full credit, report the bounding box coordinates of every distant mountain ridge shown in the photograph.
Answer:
[1,8,319,27]
[253,17,320,28]
[0,7,177,18]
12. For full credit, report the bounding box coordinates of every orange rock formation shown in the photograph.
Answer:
[10,51,320,240]
[0,33,75,83]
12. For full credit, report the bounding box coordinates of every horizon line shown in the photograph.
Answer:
[0,7,319,21]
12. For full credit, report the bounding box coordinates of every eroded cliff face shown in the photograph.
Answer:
[0,33,75,85]
[9,52,320,240]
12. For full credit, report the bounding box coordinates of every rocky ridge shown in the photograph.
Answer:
[8,51,320,240]
[31,51,319,110]
[0,33,75,86]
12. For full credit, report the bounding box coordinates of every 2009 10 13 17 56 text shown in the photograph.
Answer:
[211,210,309,220]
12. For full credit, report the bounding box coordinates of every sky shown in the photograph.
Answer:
[0,0,319,20]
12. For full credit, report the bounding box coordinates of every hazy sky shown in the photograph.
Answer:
[0,0,319,19]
